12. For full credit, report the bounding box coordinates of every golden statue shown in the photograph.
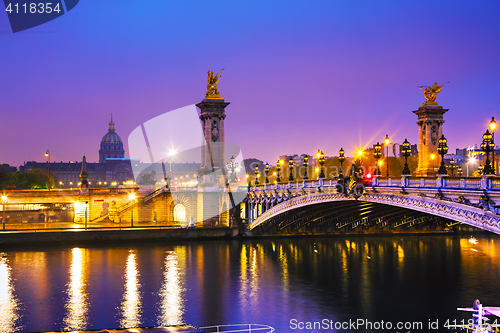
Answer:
[206,69,224,99]
[418,81,449,106]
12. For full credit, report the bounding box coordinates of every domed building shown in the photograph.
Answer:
[99,114,125,163]
[19,114,200,188]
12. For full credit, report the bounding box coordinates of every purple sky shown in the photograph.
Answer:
[1,1,499,167]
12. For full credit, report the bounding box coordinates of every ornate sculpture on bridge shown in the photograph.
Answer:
[417,81,449,106]
[206,69,224,99]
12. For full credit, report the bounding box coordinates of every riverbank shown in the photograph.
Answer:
[0,226,240,246]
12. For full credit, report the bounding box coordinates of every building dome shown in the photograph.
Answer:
[99,114,125,163]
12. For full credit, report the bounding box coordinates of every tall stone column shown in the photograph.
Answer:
[196,99,230,171]
[413,106,448,176]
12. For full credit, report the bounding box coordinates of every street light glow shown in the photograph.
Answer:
[128,193,136,201]
[1,195,7,202]
[357,150,363,156]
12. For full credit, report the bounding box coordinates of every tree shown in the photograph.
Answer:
[7,168,59,189]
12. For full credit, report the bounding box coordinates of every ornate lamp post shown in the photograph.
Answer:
[255,165,260,185]
[45,150,51,190]
[384,135,390,177]
[482,129,493,175]
[449,157,455,176]
[490,117,497,174]
[227,156,238,183]
[276,159,282,183]
[265,163,270,184]
[246,173,250,188]
[437,134,449,175]
[303,156,309,180]
[401,138,411,175]
[316,149,325,179]
[374,142,382,175]
[338,148,345,178]
[128,193,136,227]
[1,195,7,231]
[457,166,463,177]
[288,158,294,182]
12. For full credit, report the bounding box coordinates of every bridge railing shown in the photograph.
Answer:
[249,175,500,192]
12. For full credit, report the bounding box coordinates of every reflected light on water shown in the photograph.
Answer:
[0,256,20,333]
[158,251,184,326]
[63,248,88,331]
[120,251,142,328]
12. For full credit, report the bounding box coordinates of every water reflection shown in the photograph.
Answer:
[0,255,20,333]
[63,248,88,331]
[120,251,142,328]
[158,250,184,325]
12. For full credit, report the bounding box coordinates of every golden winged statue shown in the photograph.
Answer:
[206,69,224,99]
[417,81,449,106]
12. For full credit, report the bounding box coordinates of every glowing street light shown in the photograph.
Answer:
[384,135,390,177]
[401,139,411,175]
[490,117,497,175]
[338,148,345,178]
[316,149,325,179]
[128,192,136,227]
[276,159,283,183]
[303,155,309,180]
[167,149,177,182]
[430,153,436,176]
[1,195,7,231]
[467,155,476,177]
[45,150,51,190]
[373,143,382,175]
[437,134,449,175]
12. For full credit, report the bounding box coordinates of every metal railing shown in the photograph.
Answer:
[251,175,500,191]
[199,324,275,333]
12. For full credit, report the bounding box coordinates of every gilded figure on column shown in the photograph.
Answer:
[206,69,224,99]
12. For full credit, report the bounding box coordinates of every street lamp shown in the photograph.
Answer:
[457,166,463,177]
[490,117,497,174]
[1,195,7,231]
[338,148,345,178]
[356,149,364,165]
[168,150,177,182]
[246,173,250,188]
[227,156,238,183]
[303,156,309,180]
[481,129,493,175]
[265,163,270,184]
[374,142,382,175]
[478,164,484,175]
[316,149,325,179]
[430,153,436,176]
[255,166,260,185]
[45,150,51,190]
[128,192,136,227]
[449,157,455,176]
[437,134,449,175]
[384,135,390,177]
[276,159,282,183]
[288,158,294,182]
[467,155,476,177]
[401,138,411,175]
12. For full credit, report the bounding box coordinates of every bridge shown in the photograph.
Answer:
[245,175,500,235]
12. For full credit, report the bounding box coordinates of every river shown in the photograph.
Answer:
[0,234,498,332]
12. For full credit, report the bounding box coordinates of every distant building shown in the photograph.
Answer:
[19,116,200,188]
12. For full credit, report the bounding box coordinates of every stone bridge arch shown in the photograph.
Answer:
[247,191,500,235]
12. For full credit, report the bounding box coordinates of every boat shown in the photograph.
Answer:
[452,299,500,332]
[44,323,275,333]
